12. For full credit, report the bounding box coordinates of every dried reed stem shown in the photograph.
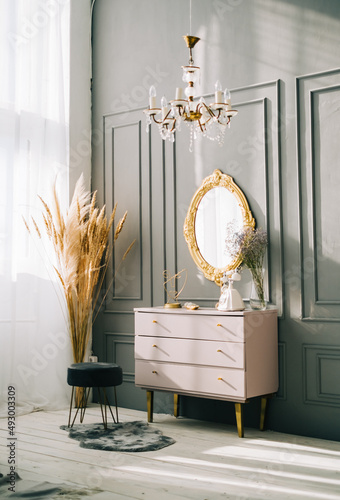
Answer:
[122,239,136,261]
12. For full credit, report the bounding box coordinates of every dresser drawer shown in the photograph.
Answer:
[135,336,245,369]
[135,360,246,399]
[135,312,245,342]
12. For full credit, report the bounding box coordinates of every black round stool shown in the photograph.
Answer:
[67,362,123,429]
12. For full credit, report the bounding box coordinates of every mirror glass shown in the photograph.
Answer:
[195,187,243,269]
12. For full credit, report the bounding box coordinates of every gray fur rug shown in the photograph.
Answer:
[60,420,175,452]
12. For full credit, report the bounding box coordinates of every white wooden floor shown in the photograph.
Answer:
[1,405,340,499]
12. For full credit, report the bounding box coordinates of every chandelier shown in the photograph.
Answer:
[144,35,238,152]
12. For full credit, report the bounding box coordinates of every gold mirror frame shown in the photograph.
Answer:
[183,169,255,286]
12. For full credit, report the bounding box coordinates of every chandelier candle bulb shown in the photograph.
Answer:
[161,96,168,119]
[215,80,223,103]
[149,85,157,109]
[162,106,168,120]
[224,88,231,110]
[176,87,183,100]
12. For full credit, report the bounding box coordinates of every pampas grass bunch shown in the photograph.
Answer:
[25,174,135,364]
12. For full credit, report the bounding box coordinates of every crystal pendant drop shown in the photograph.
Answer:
[145,114,152,133]
[189,125,194,153]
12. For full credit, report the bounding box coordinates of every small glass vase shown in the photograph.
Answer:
[249,268,266,311]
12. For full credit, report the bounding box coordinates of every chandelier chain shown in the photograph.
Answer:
[190,0,192,34]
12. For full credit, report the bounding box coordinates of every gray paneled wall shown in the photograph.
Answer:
[92,0,340,440]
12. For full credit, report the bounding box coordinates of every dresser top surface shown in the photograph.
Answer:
[134,306,278,317]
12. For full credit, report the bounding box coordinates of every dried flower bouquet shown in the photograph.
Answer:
[25,174,135,364]
[225,225,268,309]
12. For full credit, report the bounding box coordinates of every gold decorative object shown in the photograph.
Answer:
[183,169,255,286]
[163,269,187,308]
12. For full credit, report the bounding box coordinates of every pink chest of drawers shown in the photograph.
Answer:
[134,306,278,437]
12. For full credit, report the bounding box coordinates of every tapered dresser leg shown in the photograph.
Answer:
[260,396,268,431]
[235,403,244,438]
[146,390,154,423]
[174,394,179,418]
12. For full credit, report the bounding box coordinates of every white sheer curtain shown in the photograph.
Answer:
[0,0,73,416]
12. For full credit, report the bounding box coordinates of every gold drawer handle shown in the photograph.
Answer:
[217,323,222,327]
[217,349,222,353]
[152,370,158,374]
[152,344,157,348]
[152,320,157,323]
[218,377,223,381]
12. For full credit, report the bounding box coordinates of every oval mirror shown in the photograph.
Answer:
[183,169,255,285]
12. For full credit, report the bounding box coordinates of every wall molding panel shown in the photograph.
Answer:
[175,81,284,315]
[178,97,271,304]
[276,341,287,400]
[102,111,153,311]
[311,85,340,306]
[104,333,135,384]
[303,344,340,407]
[297,68,340,321]
[111,121,142,301]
